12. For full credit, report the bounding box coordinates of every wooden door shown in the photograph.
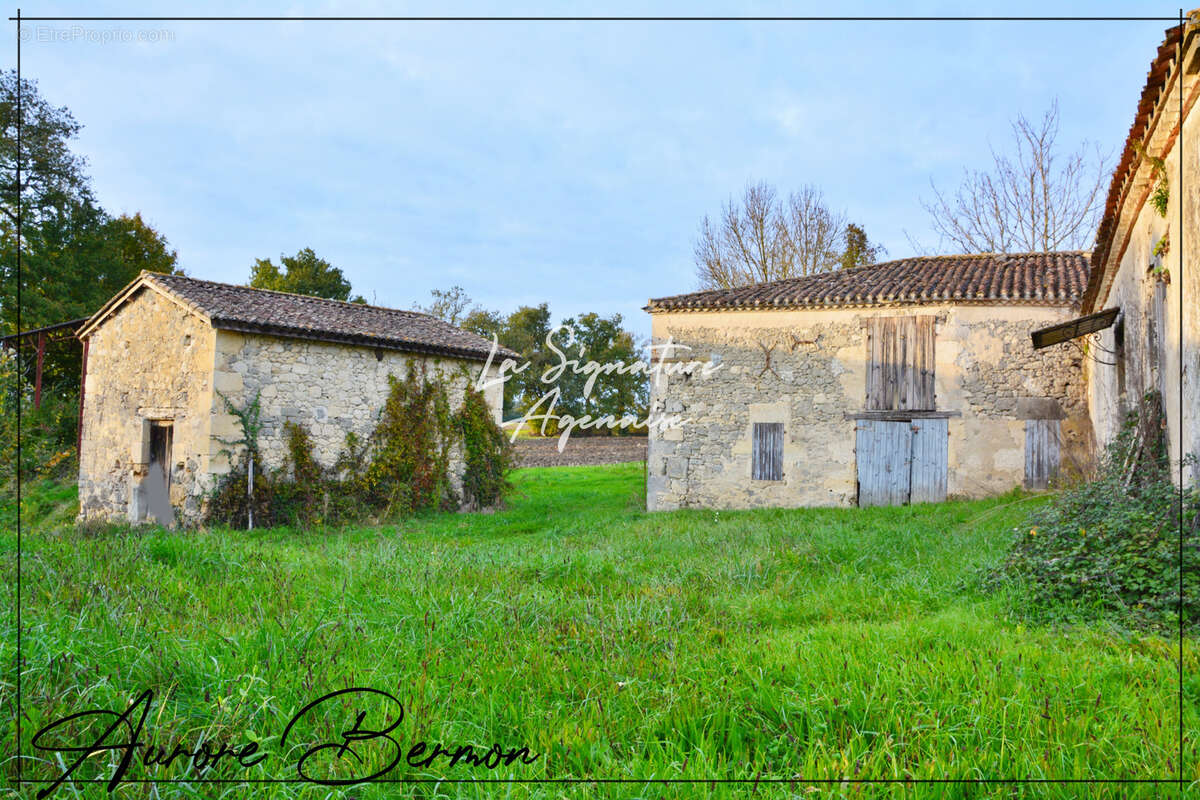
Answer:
[856,420,912,507]
[1024,419,1060,490]
[856,418,947,506]
[909,418,948,503]
[146,422,174,526]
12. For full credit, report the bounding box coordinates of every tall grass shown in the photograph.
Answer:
[1,464,1196,798]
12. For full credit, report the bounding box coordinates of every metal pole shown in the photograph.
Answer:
[247,455,254,531]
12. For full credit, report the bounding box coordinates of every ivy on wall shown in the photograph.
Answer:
[206,365,513,529]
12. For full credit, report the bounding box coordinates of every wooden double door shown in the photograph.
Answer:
[855,418,948,507]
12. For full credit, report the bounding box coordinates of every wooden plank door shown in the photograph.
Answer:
[1024,419,1060,490]
[856,420,912,507]
[909,418,948,503]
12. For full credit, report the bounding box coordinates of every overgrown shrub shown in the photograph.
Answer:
[458,387,514,509]
[207,365,512,529]
[360,369,457,514]
[0,355,79,489]
[989,392,1199,631]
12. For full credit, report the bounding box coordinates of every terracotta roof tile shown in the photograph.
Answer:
[1083,21,1187,312]
[646,252,1090,312]
[139,272,515,362]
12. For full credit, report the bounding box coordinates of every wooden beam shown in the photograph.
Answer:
[844,410,961,421]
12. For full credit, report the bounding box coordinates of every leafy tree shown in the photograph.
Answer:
[460,307,505,342]
[919,100,1110,253]
[0,70,91,228]
[0,74,181,461]
[249,247,364,302]
[840,223,886,270]
[552,312,647,431]
[498,303,553,418]
[414,284,478,325]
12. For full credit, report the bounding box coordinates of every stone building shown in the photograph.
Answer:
[76,271,509,525]
[644,253,1093,510]
[1045,15,1198,484]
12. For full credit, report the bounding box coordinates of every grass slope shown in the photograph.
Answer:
[2,464,1196,798]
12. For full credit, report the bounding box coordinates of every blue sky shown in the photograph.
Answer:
[11,1,1178,337]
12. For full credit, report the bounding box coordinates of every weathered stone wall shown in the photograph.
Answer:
[1086,64,1198,483]
[646,304,1087,510]
[78,287,217,522]
[211,331,503,499]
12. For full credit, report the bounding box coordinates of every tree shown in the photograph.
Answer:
[552,312,647,431]
[498,303,553,418]
[694,182,848,289]
[0,70,91,228]
[0,70,180,461]
[840,223,885,270]
[414,285,479,325]
[249,247,364,302]
[459,307,505,341]
[2,201,181,392]
[919,100,1110,253]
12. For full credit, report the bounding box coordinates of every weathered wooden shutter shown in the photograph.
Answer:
[865,317,935,411]
[909,418,948,503]
[1024,419,1060,490]
[751,422,784,481]
[855,420,912,506]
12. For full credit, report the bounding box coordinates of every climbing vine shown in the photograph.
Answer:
[206,365,512,528]
[458,387,515,509]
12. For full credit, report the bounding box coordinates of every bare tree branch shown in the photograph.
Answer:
[693,181,852,289]
[920,100,1111,254]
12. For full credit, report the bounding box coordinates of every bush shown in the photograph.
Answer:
[458,387,514,509]
[207,366,513,529]
[989,393,1199,631]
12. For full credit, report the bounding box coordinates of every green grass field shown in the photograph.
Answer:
[2,463,1197,798]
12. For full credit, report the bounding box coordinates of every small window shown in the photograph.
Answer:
[751,422,784,481]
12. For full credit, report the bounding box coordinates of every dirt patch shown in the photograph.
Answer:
[513,436,647,467]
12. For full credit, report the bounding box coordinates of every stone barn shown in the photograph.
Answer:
[76,271,508,525]
[644,253,1094,510]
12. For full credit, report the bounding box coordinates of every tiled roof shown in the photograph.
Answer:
[646,252,1090,312]
[1083,19,1189,312]
[85,271,515,362]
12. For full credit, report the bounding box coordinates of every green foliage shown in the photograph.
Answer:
[0,69,91,227]
[360,368,458,515]
[839,222,885,270]
[206,390,271,529]
[1132,140,1169,218]
[248,247,365,302]
[413,284,480,325]
[0,352,78,489]
[551,312,649,432]
[213,389,262,460]
[0,74,179,459]
[207,367,514,529]
[989,393,1199,631]
[458,387,514,508]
